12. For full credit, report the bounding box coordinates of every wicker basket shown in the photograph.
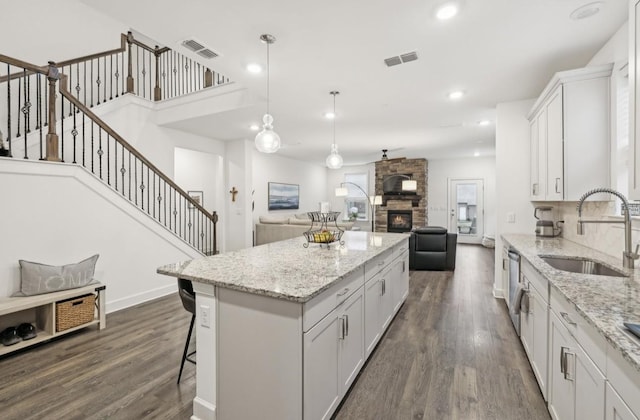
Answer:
[56,293,96,332]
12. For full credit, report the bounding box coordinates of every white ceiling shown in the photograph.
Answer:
[82,0,627,166]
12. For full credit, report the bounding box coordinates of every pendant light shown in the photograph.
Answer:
[326,91,343,169]
[255,34,281,153]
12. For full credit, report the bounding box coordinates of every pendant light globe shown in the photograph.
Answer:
[326,91,343,169]
[326,144,343,169]
[255,114,281,153]
[255,34,280,153]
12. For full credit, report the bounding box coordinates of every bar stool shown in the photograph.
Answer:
[177,278,196,383]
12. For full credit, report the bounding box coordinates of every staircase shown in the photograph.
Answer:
[0,32,226,256]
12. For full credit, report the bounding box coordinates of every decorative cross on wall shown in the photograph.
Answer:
[229,187,238,202]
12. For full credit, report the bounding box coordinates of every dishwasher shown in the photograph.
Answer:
[507,249,521,336]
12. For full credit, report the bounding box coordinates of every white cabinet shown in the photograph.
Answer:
[530,111,544,200]
[629,0,640,200]
[549,310,575,420]
[548,307,605,420]
[520,260,549,400]
[304,307,341,420]
[605,382,639,420]
[304,284,364,420]
[528,64,612,201]
[338,288,365,393]
[364,246,408,359]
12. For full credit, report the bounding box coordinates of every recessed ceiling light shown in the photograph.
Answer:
[324,112,336,119]
[478,120,491,126]
[570,2,604,20]
[448,90,464,100]
[436,2,460,20]
[474,151,480,157]
[249,124,260,131]
[247,63,262,73]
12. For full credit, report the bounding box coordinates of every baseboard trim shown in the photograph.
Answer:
[106,284,176,314]
[191,396,217,420]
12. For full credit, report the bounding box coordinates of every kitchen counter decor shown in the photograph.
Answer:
[302,211,344,249]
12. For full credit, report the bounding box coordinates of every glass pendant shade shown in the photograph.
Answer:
[326,144,343,169]
[255,34,280,153]
[255,113,281,153]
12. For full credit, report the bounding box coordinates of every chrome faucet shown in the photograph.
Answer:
[577,188,639,269]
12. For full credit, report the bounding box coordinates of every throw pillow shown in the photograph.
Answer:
[14,254,99,296]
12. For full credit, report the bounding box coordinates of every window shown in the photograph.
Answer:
[343,173,369,221]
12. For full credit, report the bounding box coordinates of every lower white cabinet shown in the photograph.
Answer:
[520,261,549,400]
[548,310,605,420]
[605,382,639,420]
[304,286,364,420]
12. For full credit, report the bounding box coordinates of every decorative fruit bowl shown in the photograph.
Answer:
[303,229,344,248]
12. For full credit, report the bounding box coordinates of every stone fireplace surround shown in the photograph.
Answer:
[374,158,428,232]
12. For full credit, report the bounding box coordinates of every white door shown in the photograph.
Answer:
[448,179,484,244]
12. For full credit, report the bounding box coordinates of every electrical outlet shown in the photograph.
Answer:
[507,212,516,223]
[200,304,211,328]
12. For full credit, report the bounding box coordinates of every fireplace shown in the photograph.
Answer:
[387,210,412,233]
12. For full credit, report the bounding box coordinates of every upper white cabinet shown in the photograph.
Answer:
[629,0,640,200]
[529,64,612,201]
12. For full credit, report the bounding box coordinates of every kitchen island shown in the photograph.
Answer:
[158,231,410,420]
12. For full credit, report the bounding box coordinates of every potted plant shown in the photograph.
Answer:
[0,130,8,157]
[348,206,359,222]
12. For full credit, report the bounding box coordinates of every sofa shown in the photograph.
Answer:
[409,227,457,271]
[255,213,355,246]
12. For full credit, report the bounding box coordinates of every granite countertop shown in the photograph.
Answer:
[158,231,409,303]
[502,234,640,372]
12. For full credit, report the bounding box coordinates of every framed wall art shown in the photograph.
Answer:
[268,182,299,210]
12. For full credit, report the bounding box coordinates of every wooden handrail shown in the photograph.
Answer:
[58,73,217,220]
[0,54,48,83]
[55,34,128,68]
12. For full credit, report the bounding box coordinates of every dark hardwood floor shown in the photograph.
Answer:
[334,244,549,420]
[0,244,549,419]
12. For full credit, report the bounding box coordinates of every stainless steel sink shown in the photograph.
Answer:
[539,256,628,278]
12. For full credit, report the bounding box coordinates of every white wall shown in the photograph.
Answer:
[428,157,496,236]
[0,159,201,312]
[225,140,253,251]
[174,147,223,215]
[494,99,537,296]
[251,151,328,231]
[2,1,126,64]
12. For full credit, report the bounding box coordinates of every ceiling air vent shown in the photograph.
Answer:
[401,51,418,63]
[384,51,418,67]
[181,38,220,59]
[384,56,402,67]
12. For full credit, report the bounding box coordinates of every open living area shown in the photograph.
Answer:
[1,1,640,419]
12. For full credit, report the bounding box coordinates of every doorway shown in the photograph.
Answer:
[448,179,484,244]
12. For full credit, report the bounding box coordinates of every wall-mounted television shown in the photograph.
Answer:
[382,174,416,195]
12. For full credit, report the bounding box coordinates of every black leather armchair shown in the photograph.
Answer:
[409,227,457,270]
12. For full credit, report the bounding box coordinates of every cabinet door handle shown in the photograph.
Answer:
[403,261,406,273]
[533,183,538,195]
[339,317,346,340]
[344,315,349,337]
[560,311,577,326]
[555,178,561,194]
[503,258,507,271]
[337,288,350,297]
[564,349,575,381]
[381,279,386,296]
